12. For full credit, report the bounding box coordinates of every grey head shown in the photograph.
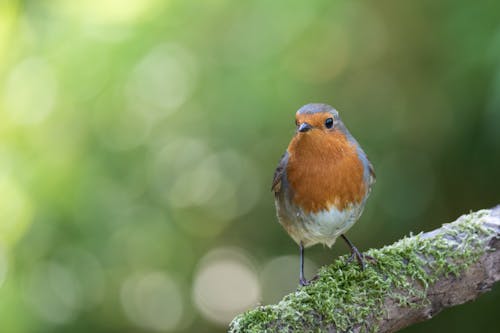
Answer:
[296,103,339,118]
[295,103,345,133]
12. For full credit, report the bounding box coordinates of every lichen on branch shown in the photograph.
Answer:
[229,207,500,333]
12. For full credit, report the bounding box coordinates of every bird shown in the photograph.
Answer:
[272,103,375,286]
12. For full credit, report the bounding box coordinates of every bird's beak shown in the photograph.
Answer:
[298,122,313,133]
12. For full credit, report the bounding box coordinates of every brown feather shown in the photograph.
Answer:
[271,153,287,193]
[286,129,366,213]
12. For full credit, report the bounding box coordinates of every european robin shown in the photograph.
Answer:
[272,103,375,286]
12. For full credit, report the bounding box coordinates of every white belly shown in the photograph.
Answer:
[299,206,361,247]
[276,198,363,248]
[306,207,359,245]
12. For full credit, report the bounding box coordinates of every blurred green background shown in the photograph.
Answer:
[0,0,499,332]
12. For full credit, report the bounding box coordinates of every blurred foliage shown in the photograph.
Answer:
[0,0,499,332]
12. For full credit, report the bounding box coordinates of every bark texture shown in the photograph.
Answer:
[229,206,500,333]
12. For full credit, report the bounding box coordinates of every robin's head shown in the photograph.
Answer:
[294,103,344,135]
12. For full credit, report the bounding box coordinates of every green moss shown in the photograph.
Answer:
[229,210,494,333]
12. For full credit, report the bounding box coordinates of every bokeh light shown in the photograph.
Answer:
[193,248,260,325]
[0,177,33,247]
[4,57,58,125]
[125,43,197,119]
[121,271,185,331]
[150,138,261,238]
[23,261,82,324]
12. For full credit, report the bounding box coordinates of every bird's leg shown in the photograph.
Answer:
[341,234,375,270]
[299,241,309,286]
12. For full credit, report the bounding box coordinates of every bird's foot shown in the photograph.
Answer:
[346,249,376,271]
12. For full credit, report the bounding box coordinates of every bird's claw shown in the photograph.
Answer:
[346,251,377,271]
[299,278,310,286]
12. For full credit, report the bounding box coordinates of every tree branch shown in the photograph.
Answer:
[229,206,500,333]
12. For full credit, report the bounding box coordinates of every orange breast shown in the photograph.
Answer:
[286,130,366,213]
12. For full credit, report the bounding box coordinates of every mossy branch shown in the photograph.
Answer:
[229,206,500,333]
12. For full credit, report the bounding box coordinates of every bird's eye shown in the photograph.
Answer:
[325,117,334,129]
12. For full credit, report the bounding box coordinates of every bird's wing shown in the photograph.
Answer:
[368,158,376,186]
[271,152,289,193]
